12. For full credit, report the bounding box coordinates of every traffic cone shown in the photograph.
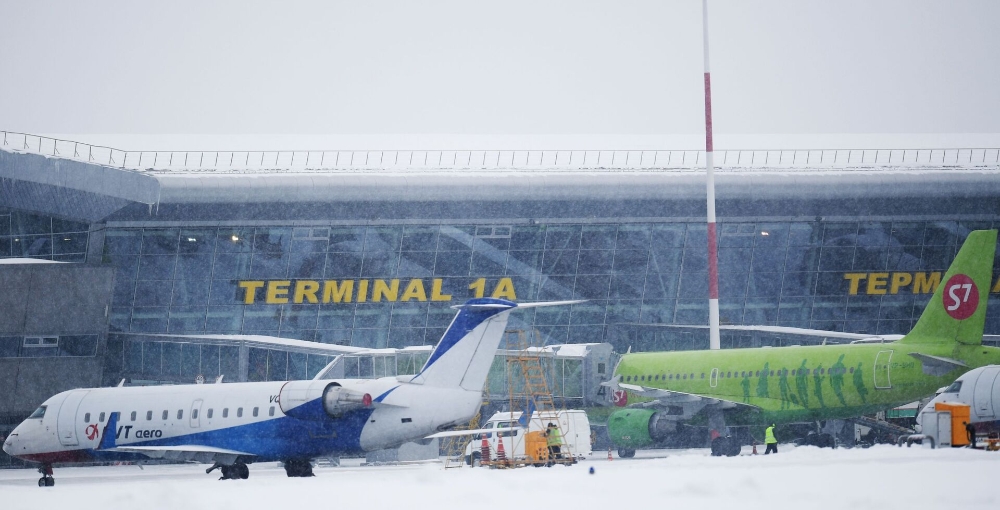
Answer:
[480,437,490,466]
[496,436,508,466]
[608,447,613,461]
[752,441,758,455]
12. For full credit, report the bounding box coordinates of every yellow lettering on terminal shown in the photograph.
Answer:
[266,280,291,304]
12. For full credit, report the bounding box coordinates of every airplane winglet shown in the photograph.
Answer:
[98,412,119,450]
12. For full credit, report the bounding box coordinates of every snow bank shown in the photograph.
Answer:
[1,445,995,510]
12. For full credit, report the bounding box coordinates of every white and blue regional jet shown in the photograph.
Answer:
[3,298,575,486]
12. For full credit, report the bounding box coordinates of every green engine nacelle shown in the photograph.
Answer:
[607,409,657,449]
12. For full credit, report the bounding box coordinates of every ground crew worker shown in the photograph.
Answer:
[545,422,563,460]
[764,424,778,454]
[965,422,977,448]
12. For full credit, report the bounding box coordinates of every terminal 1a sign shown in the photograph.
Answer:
[236,278,517,305]
[843,272,1000,295]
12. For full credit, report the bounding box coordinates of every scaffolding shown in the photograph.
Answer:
[478,329,576,468]
[441,406,484,468]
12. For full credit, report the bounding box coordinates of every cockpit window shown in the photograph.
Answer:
[28,406,46,419]
[945,381,962,393]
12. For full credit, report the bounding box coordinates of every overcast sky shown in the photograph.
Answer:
[1,1,999,150]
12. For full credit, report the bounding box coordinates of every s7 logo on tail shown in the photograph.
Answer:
[943,274,978,320]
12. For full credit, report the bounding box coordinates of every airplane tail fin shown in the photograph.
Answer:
[410,298,582,390]
[900,229,997,345]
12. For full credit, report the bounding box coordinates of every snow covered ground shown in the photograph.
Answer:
[1,445,996,510]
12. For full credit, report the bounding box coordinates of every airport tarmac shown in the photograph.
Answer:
[1,445,996,510]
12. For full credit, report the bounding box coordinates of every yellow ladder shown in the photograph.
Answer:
[506,329,574,465]
[442,406,483,468]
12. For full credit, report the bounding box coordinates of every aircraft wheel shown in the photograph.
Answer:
[617,448,636,458]
[284,460,314,477]
[724,437,742,457]
[710,437,726,456]
[237,464,249,479]
[38,478,46,487]
[819,433,836,449]
[46,477,54,487]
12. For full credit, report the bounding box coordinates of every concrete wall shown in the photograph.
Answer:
[0,263,113,424]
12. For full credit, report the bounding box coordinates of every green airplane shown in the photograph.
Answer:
[606,229,1000,457]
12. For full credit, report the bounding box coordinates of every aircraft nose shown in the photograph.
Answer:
[2,434,15,455]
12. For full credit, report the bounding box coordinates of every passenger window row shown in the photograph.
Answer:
[622,365,857,383]
[624,373,699,382]
[83,406,277,422]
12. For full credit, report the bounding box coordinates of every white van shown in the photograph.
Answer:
[464,410,592,465]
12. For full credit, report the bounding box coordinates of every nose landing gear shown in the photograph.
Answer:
[37,464,54,487]
[206,461,250,480]
[283,459,315,477]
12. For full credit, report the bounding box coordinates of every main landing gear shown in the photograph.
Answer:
[206,461,250,480]
[710,435,742,457]
[37,464,54,487]
[707,408,741,457]
[283,459,315,477]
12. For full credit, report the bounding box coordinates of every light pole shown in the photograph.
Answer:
[702,0,721,350]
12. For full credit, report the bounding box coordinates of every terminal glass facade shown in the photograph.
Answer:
[0,208,90,261]
[100,219,1000,353]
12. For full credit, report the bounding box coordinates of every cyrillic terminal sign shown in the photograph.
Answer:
[237,278,516,305]
[843,272,1000,296]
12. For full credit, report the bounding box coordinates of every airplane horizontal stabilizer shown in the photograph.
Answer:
[908,352,968,377]
[424,427,523,439]
[510,300,587,309]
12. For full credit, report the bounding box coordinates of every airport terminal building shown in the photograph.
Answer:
[3,134,1000,462]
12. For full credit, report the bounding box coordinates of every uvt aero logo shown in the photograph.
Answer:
[943,273,978,320]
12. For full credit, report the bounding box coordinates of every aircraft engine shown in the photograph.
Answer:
[279,381,372,420]
[322,384,373,417]
[607,408,675,449]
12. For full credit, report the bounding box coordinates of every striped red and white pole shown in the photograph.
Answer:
[703,0,721,350]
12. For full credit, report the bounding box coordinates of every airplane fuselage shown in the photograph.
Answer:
[614,341,1000,425]
[4,377,480,464]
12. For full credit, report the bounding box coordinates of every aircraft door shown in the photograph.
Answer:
[973,367,1000,419]
[992,371,1000,421]
[190,399,203,428]
[936,412,952,447]
[709,368,719,388]
[874,350,893,389]
[57,390,90,447]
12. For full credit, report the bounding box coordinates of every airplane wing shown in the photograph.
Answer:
[629,323,903,342]
[908,352,968,376]
[109,445,255,465]
[601,376,757,409]
[424,427,523,439]
[617,382,758,410]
